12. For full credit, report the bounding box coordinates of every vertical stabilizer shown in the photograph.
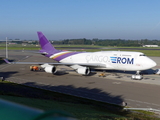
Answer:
[37,32,58,54]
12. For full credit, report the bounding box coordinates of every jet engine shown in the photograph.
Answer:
[44,65,56,74]
[76,67,90,75]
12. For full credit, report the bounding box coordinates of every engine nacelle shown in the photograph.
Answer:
[76,67,90,75]
[44,65,57,74]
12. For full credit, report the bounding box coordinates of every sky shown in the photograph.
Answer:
[1,0,160,40]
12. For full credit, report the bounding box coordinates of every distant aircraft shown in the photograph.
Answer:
[4,32,157,80]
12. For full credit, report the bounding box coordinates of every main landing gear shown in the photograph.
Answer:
[131,71,143,80]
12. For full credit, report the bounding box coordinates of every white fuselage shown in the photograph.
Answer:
[59,51,156,71]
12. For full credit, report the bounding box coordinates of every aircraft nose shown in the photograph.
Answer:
[142,58,157,69]
[147,59,157,68]
[138,57,157,70]
[151,60,157,68]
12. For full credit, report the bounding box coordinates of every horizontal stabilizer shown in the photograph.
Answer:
[4,59,11,64]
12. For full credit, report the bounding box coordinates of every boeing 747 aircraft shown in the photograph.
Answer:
[5,32,157,80]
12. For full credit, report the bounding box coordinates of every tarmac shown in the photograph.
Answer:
[0,50,160,110]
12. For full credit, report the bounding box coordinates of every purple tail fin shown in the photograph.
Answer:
[37,32,58,54]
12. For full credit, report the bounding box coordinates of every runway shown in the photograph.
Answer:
[1,50,160,110]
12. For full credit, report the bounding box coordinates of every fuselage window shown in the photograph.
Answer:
[139,54,146,56]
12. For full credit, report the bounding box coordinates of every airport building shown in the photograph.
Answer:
[143,45,159,47]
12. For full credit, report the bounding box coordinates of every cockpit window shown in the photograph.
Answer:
[139,54,146,56]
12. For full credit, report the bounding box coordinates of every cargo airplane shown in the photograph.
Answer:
[4,32,157,80]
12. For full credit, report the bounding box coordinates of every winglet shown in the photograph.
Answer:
[4,59,11,64]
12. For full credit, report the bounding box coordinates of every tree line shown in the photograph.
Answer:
[1,38,160,47]
[52,39,160,47]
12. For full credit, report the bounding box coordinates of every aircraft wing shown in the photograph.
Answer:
[4,59,106,67]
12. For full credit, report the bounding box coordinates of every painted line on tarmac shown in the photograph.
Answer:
[126,98,160,108]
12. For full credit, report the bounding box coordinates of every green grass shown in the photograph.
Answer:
[54,44,101,48]
[0,46,40,50]
[105,49,160,57]
[0,44,160,56]
[1,46,159,57]
[72,49,160,57]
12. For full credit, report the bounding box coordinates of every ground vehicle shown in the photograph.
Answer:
[30,66,40,71]
[98,73,106,77]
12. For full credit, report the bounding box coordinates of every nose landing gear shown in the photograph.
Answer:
[131,71,143,80]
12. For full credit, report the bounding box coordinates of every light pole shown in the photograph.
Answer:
[6,37,8,58]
